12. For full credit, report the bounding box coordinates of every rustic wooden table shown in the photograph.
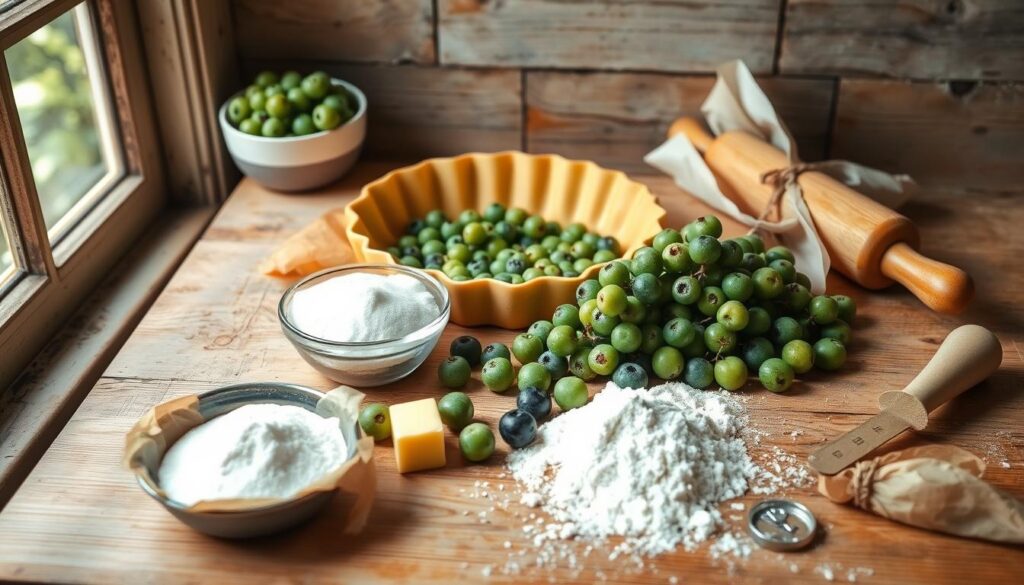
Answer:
[0,162,1021,584]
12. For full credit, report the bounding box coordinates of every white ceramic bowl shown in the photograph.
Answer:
[219,78,367,192]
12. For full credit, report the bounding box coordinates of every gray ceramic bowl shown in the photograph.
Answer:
[218,78,367,192]
[278,264,451,387]
[136,382,359,539]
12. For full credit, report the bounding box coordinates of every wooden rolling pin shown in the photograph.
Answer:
[668,117,973,314]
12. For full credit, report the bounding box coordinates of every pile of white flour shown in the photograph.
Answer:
[159,404,347,505]
[507,381,758,556]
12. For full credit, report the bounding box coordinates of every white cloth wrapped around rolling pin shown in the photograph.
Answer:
[644,60,915,295]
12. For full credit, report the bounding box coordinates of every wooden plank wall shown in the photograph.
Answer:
[525,72,834,173]
[230,0,1024,189]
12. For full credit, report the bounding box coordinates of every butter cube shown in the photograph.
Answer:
[390,398,446,473]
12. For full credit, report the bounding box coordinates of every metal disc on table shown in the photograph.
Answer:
[747,499,817,551]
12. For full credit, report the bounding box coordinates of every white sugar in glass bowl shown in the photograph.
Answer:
[219,78,366,192]
[278,265,450,387]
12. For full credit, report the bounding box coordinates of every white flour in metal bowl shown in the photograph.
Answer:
[507,381,759,556]
[159,403,347,506]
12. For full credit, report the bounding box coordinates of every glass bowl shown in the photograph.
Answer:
[278,264,450,386]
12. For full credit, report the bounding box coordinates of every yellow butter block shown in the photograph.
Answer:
[390,398,446,473]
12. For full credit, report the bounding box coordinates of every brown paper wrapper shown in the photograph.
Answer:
[123,385,376,534]
[818,445,1024,543]
[259,208,355,277]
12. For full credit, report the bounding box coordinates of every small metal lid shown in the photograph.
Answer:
[747,499,817,551]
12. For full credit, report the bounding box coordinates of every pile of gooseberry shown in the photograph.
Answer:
[378,214,858,455]
[434,336,509,461]
[384,204,622,283]
[438,335,551,453]
[225,70,356,138]
[508,214,855,397]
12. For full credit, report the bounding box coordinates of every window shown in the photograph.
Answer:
[6,3,123,246]
[0,217,12,283]
[0,0,166,387]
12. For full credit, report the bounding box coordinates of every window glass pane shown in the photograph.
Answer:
[0,220,12,278]
[5,3,120,240]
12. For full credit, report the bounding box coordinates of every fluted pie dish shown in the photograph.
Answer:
[344,151,666,328]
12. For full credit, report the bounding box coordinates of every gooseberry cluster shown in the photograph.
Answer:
[421,214,858,455]
[511,214,856,395]
[438,335,551,452]
[225,70,356,137]
[385,204,621,283]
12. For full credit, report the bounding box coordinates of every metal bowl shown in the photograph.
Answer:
[136,382,360,539]
[278,264,451,387]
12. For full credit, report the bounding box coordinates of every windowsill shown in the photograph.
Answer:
[0,204,215,505]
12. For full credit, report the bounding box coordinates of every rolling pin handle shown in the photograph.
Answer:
[880,242,974,314]
[667,117,715,153]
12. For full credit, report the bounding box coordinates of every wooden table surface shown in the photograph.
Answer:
[0,162,1021,584]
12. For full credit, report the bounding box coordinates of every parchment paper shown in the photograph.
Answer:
[818,445,1024,543]
[124,385,376,534]
[259,208,355,277]
[644,60,916,294]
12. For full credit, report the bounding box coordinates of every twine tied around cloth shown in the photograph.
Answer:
[749,162,826,235]
[645,59,916,295]
[849,456,883,510]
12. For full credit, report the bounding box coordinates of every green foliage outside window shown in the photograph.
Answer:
[6,7,107,233]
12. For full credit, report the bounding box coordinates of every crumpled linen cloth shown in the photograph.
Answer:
[818,445,1024,543]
